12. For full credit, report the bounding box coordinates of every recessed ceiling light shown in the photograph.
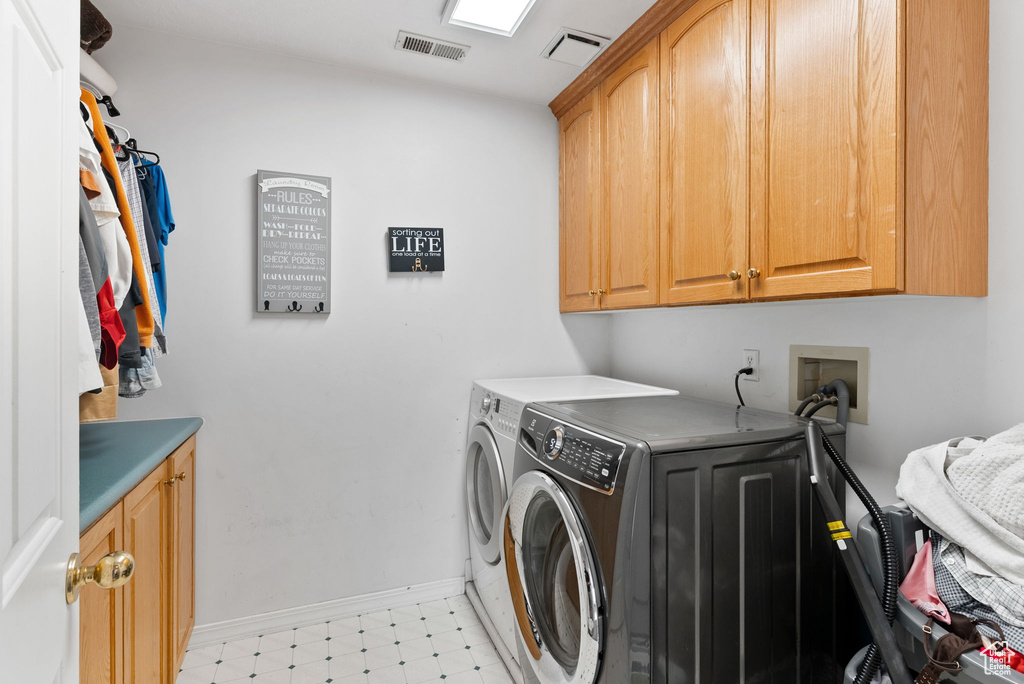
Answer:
[442,0,539,37]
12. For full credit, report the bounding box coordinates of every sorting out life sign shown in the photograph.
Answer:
[256,170,331,314]
[389,227,445,272]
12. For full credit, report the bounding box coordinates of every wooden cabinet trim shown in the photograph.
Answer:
[904,0,988,296]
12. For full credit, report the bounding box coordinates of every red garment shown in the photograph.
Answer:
[96,279,125,369]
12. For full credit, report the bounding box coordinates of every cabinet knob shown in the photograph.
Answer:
[176,472,187,482]
[597,289,606,296]
[588,290,597,296]
[727,270,741,281]
[747,268,761,279]
[66,551,135,604]
[164,476,178,486]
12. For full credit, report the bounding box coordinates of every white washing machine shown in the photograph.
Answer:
[463,376,678,681]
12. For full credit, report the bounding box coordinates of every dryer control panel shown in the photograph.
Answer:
[519,407,627,495]
[492,395,524,438]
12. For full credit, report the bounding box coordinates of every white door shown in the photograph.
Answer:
[0,0,81,681]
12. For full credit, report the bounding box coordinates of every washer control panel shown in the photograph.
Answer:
[520,408,626,495]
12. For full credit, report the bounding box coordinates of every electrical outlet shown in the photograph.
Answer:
[742,349,759,381]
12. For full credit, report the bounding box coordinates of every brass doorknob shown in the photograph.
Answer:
[588,290,597,296]
[747,268,761,279]
[727,270,741,281]
[597,289,606,296]
[176,472,187,482]
[66,551,135,604]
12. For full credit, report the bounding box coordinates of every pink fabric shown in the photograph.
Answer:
[900,539,951,624]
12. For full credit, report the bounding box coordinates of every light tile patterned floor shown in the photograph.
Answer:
[176,594,513,684]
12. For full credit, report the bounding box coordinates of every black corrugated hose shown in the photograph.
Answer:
[803,379,901,684]
[820,430,900,683]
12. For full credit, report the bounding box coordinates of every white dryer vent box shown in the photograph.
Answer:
[542,29,608,67]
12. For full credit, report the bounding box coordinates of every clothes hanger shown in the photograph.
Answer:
[107,121,131,142]
[105,124,130,161]
[125,138,160,166]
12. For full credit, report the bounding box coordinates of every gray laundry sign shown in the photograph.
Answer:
[256,170,331,314]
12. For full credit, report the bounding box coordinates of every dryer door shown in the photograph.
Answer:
[504,471,602,684]
[466,424,506,565]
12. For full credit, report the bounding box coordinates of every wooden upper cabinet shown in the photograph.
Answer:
[660,0,750,305]
[748,0,901,299]
[559,90,602,312]
[601,39,660,309]
[554,0,986,310]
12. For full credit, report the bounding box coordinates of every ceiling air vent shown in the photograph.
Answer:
[396,31,470,62]
[542,28,608,67]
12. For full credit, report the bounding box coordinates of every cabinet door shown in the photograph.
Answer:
[749,0,901,299]
[601,39,660,309]
[660,0,750,305]
[170,437,196,676]
[559,89,602,312]
[123,463,170,684]
[80,504,124,684]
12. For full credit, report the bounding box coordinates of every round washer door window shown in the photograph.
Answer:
[465,424,506,565]
[504,471,602,684]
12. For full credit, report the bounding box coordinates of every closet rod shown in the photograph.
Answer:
[80,48,117,97]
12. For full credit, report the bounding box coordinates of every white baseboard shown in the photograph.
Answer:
[188,576,466,649]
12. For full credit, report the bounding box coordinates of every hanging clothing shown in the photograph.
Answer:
[118,157,166,355]
[79,237,101,359]
[79,185,124,368]
[81,89,156,349]
[118,273,143,370]
[137,186,161,275]
[77,293,103,394]
[137,162,174,322]
[79,116,132,309]
[119,347,162,398]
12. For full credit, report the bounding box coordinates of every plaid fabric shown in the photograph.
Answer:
[932,533,1024,651]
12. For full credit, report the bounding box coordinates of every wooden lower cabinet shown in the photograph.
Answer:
[80,435,196,684]
[79,504,124,684]
[123,463,170,683]
[170,440,196,674]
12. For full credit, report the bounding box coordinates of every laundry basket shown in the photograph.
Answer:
[853,506,1024,683]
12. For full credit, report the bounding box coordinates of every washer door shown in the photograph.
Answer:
[466,423,506,565]
[504,471,602,684]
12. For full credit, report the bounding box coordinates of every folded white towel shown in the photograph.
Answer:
[896,425,1024,586]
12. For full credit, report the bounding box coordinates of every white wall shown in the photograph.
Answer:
[609,1,1024,515]
[100,30,611,625]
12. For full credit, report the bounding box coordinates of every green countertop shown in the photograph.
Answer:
[80,417,203,532]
